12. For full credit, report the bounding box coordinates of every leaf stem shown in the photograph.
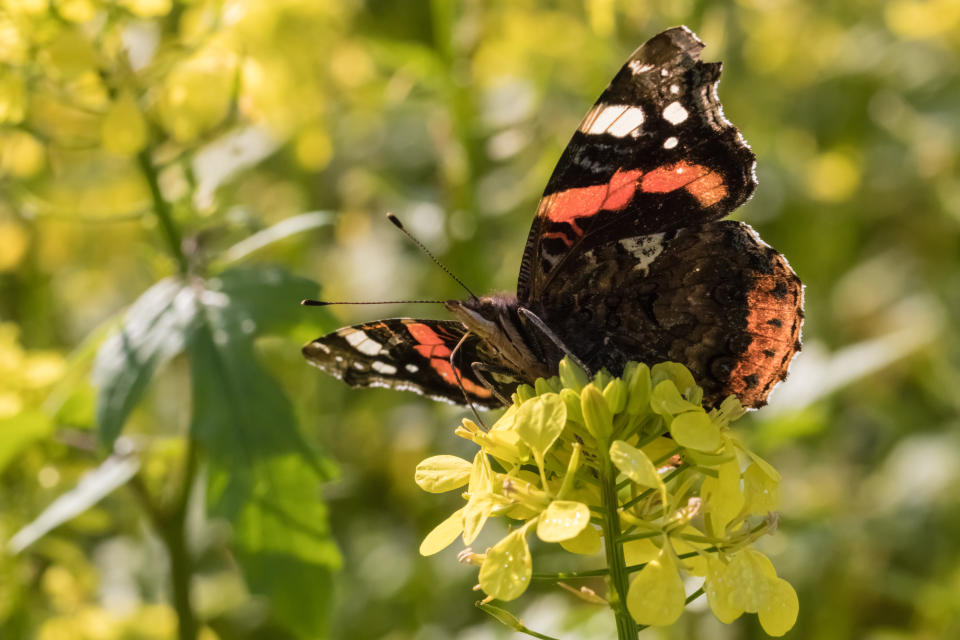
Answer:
[164,437,200,640]
[137,149,189,275]
[599,451,638,639]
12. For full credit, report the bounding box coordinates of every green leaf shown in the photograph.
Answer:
[670,410,722,451]
[536,500,590,542]
[420,508,465,556]
[189,268,335,637]
[0,410,52,474]
[207,455,340,638]
[93,278,197,446]
[205,264,319,336]
[415,455,473,493]
[476,602,524,631]
[479,528,532,601]
[626,547,686,626]
[8,454,140,554]
[515,393,567,457]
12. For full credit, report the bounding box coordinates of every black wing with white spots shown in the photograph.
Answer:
[517,26,757,302]
[302,318,504,408]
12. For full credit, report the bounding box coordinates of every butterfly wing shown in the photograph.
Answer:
[302,318,509,408]
[528,221,803,408]
[517,26,756,302]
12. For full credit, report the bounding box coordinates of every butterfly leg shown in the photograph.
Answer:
[469,362,515,408]
[516,307,592,375]
[449,331,489,427]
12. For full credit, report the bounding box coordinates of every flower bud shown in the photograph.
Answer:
[580,383,613,444]
[603,378,627,415]
[559,356,589,391]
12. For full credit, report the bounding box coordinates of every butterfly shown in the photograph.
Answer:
[303,26,803,410]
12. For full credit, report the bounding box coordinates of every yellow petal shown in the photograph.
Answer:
[536,500,590,542]
[414,455,472,493]
[626,548,686,626]
[479,529,532,601]
[419,508,464,556]
[758,578,799,636]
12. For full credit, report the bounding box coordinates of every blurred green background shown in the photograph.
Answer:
[1,0,959,638]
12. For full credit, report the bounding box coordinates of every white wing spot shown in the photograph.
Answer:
[335,355,343,362]
[405,364,419,373]
[670,84,680,94]
[606,106,645,137]
[660,68,670,77]
[619,233,666,275]
[352,362,367,370]
[663,102,689,125]
[663,136,679,149]
[581,104,628,135]
[313,342,331,354]
[372,361,398,375]
[628,60,654,74]
[341,329,383,356]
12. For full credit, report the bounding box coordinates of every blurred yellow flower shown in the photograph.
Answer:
[806,150,861,202]
[885,0,960,38]
[294,125,333,171]
[101,93,148,156]
[120,0,172,18]
[0,70,26,123]
[0,130,46,178]
[58,0,97,23]
[0,220,29,271]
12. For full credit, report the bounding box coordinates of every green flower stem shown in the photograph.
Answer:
[164,439,200,640]
[599,451,638,639]
[686,586,705,604]
[137,149,189,276]
[128,438,199,640]
[532,567,610,581]
[621,465,687,511]
[617,530,661,544]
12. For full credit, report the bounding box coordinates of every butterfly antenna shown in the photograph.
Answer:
[385,213,479,300]
[301,299,446,306]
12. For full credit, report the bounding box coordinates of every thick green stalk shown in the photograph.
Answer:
[599,452,638,640]
[163,439,199,640]
[137,150,189,275]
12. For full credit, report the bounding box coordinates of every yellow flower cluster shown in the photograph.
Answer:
[415,358,799,636]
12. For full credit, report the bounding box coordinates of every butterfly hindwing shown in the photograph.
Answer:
[302,319,504,408]
[517,26,757,302]
[527,221,803,407]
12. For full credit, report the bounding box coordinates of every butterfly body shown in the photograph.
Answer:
[303,26,803,410]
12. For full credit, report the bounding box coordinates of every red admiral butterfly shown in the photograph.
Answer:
[303,27,803,410]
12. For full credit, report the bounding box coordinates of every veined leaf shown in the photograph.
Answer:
[189,266,335,637]
[8,454,140,554]
[93,278,197,446]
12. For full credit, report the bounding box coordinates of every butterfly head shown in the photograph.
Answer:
[445,295,549,381]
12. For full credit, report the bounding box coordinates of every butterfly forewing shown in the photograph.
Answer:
[517,26,757,302]
[302,319,506,408]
